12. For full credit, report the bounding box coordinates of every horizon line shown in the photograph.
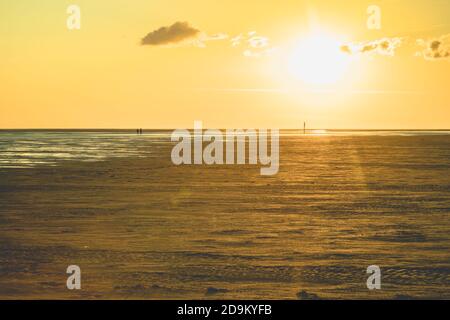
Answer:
[1,128,450,131]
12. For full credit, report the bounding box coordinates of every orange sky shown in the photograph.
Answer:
[1,0,449,129]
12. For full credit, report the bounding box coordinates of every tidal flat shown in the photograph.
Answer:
[0,131,449,299]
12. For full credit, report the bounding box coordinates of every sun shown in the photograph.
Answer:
[288,33,351,85]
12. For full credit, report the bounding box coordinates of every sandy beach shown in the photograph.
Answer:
[0,131,449,299]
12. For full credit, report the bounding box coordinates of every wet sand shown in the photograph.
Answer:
[0,133,449,299]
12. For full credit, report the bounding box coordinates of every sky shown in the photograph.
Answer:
[1,0,449,129]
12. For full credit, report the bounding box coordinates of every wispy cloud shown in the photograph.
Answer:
[231,31,275,58]
[195,87,288,94]
[194,87,424,95]
[340,37,403,56]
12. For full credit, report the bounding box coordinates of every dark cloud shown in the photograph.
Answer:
[430,40,441,51]
[141,22,200,46]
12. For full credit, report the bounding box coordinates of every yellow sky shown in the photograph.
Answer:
[1,0,449,129]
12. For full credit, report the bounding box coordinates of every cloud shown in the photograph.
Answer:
[231,31,274,58]
[141,24,450,63]
[416,34,450,60]
[342,34,450,61]
[341,37,403,56]
[193,33,228,48]
[140,21,228,47]
[141,22,200,46]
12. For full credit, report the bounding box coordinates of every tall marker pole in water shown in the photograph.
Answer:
[303,121,306,134]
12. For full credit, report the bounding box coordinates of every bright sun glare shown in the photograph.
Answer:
[289,33,350,85]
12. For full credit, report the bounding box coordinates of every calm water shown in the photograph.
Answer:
[0,130,449,299]
[1,130,449,168]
